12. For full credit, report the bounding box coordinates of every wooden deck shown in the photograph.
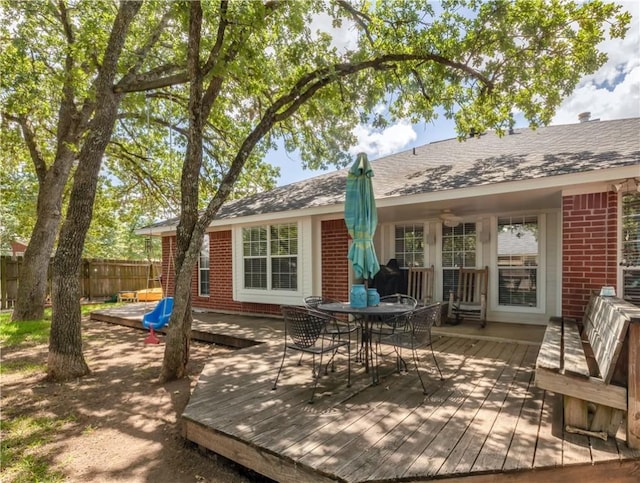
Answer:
[91,306,640,482]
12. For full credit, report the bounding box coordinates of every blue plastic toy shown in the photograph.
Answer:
[142,297,174,344]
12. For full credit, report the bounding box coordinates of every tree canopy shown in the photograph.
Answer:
[0,0,630,381]
[157,0,630,380]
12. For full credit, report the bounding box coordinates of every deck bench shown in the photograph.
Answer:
[535,294,640,448]
[117,291,138,302]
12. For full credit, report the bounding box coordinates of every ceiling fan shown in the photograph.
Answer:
[440,209,462,227]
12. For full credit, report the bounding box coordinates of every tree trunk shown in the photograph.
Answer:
[160,1,203,382]
[160,257,194,381]
[12,151,76,321]
[47,0,142,381]
[47,262,90,379]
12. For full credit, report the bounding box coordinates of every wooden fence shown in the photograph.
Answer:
[0,256,161,310]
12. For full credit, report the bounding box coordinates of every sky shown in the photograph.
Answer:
[269,1,640,187]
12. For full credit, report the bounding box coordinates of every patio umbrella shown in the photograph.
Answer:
[345,152,381,282]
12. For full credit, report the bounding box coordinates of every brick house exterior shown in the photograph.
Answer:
[148,118,639,324]
[561,192,619,320]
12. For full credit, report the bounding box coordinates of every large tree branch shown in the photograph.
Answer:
[197,52,492,232]
[5,114,48,182]
[52,0,81,146]
[53,0,74,44]
[273,53,492,123]
[114,71,189,93]
[200,1,281,118]
[117,7,174,88]
[201,0,229,76]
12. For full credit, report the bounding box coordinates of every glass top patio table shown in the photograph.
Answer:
[317,302,413,317]
[317,302,414,383]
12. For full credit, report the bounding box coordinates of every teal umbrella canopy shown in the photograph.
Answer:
[345,152,381,281]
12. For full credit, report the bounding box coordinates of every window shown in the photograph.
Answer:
[622,192,640,305]
[442,222,476,299]
[198,234,210,296]
[395,224,424,268]
[497,216,538,307]
[242,223,298,290]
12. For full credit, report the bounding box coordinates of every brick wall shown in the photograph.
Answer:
[197,230,281,316]
[161,236,175,297]
[321,219,350,301]
[161,220,351,315]
[161,232,282,315]
[562,191,617,320]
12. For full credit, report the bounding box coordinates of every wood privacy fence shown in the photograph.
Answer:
[0,256,161,310]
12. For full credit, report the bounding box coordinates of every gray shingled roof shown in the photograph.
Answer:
[145,117,640,230]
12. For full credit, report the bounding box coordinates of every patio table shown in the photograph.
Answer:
[317,301,414,384]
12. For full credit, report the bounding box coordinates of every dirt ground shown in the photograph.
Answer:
[1,317,272,483]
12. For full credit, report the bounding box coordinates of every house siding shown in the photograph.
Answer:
[161,236,175,297]
[321,219,350,301]
[562,191,617,320]
[163,231,281,316]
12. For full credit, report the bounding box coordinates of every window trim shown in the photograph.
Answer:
[198,233,210,297]
[233,219,309,305]
[393,223,426,268]
[619,191,640,304]
[491,214,546,314]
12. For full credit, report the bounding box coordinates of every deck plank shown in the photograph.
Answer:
[295,374,425,467]
[284,341,480,464]
[392,343,519,480]
[502,345,545,471]
[471,344,538,472]
[533,390,564,468]
[434,343,527,476]
[352,340,508,482]
[562,429,592,465]
[94,307,638,483]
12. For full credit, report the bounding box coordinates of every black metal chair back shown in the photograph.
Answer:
[409,302,441,346]
[378,303,444,394]
[272,305,351,403]
[380,293,417,308]
[303,296,341,309]
[283,305,327,349]
[374,293,417,332]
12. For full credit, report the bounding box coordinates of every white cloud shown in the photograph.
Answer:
[350,121,418,158]
[309,12,358,53]
[553,1,640,124]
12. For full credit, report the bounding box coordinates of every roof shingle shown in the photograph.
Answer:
[144,118,640,230]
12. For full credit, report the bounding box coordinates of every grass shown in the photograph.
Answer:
[0,360,47,376]
[0,415,70,483]
[0,315,51,346]
[0,303,123,347]
[1,302,121,483]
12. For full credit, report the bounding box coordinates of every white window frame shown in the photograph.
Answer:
[198,234,210,297]
[394,223,426,268]
[439,221,479,301]
[619,191,640,304]
[233,218,310,305]
[491,214,546,314]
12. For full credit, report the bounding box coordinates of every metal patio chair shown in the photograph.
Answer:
[304,295,360,349]
[272,305,351,403]
[371,293,417,338]
[378,303,444,394]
